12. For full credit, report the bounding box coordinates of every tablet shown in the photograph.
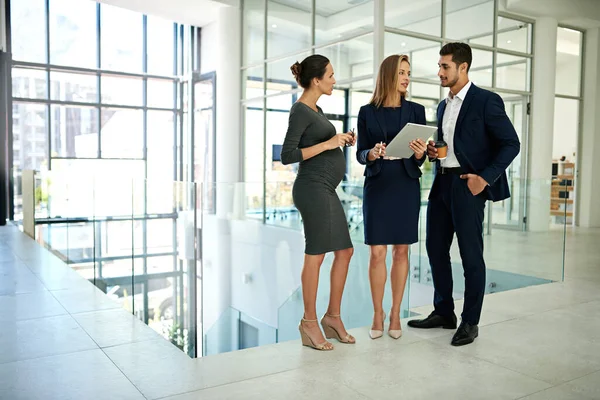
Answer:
[385,123,438,159]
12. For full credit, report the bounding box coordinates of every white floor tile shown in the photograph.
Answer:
[0,261,47,296]
[559,370,600,399]
[51,285,121,314]
[37,268,94,291]
[0,350,145,400]
[0,291,68,322]
[0,314,98,364]
[162,368,369,400]
[103,339,196,399]
[519,386,592,400]
[440,307,600,385]
[74,308,162,348]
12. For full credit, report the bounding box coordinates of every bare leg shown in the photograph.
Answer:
[369,245,388,330]
[389,245,409,331]
[322,247,354,341]
[300,253,332,347]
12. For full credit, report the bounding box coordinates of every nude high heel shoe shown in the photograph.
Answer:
[388,313,402,339]
[369,312,385,339]
[298,318,334,351]
[321,314,356,344]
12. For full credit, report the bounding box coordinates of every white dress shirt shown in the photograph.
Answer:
[440,81,472,168]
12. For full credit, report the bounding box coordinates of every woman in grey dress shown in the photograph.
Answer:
[280,55,356,351]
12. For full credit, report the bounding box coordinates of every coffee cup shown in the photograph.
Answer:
[435,140,448,160]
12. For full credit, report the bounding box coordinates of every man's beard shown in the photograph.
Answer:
[440,76,458,87]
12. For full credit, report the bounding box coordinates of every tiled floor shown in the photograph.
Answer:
[1,223,599,400]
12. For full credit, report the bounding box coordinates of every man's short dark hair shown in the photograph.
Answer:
[440,42,473,72]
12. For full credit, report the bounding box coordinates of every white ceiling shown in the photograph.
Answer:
[94,0,235,27]
[270,0,370,17]
[504,0,600,28]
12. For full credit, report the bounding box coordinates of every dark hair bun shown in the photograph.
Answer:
[289,55,330,89]
[290,62,302,81]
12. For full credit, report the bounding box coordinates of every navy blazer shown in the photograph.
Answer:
[431,84,520,202]
[356,97,427,180]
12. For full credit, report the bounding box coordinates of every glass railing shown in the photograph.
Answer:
[277,237,412,342]
[31,171,201,357]
[407,175,570,315]
[24,169,569,357]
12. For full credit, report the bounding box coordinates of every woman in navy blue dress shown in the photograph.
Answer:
[356,54,428,340]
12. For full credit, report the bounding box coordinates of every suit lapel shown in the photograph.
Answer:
[400,96,410,133]
[454,84,477,138]
[437,101,446,141]
[371,105,388,143]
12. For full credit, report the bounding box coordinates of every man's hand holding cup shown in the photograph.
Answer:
[428,139,448,160]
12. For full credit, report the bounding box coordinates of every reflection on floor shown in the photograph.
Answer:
[1,224,599,400]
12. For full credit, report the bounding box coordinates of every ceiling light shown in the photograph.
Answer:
[272,24,277,28]
[401,42,406,47]
[507,40,512,44]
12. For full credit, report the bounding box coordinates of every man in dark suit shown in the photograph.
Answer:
[407,43,520,346]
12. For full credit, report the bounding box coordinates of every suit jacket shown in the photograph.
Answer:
[356,97,427,179]
[431,83,521,202]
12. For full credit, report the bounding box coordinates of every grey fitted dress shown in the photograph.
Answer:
[280,102,353,255]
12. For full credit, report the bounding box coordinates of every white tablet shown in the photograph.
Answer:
[385,123,438,159]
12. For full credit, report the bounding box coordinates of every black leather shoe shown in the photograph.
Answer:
[407,312,457,329]
[451,322,478,346]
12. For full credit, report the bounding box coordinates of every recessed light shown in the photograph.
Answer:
[507,40,512,44]
[401,42,406,47]
[272,24,277,28]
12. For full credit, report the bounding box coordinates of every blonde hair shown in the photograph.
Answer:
[370,54,410,108]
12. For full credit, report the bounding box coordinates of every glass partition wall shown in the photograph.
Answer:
[242,0,535,228]
[553,26,584,228]
[241,0,567,343]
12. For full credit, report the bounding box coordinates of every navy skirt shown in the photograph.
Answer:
[363,160,421,245]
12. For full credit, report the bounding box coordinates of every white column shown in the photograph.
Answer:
[526,17,558,232]
[578,28,600,228]
[215,5,242,212]
[201,5,241,345]
[373,0,385,82]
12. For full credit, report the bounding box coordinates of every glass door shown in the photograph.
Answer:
[490,94,529,230]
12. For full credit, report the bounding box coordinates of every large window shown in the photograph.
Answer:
[9,0,199,357]
[10,0,181,219]
[242,0,534,219]
[241,0,376,216]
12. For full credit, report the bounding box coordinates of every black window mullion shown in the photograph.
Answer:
[5,0,13,220]
[343,88,350,179]
[97,2,102,158]
[142,15,149,284]
[45,0,51,170]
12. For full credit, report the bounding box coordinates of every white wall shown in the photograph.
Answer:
[200,214,306,347]
[200,21,218,74]
[578,28,600,228]
[229,220,305,328]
